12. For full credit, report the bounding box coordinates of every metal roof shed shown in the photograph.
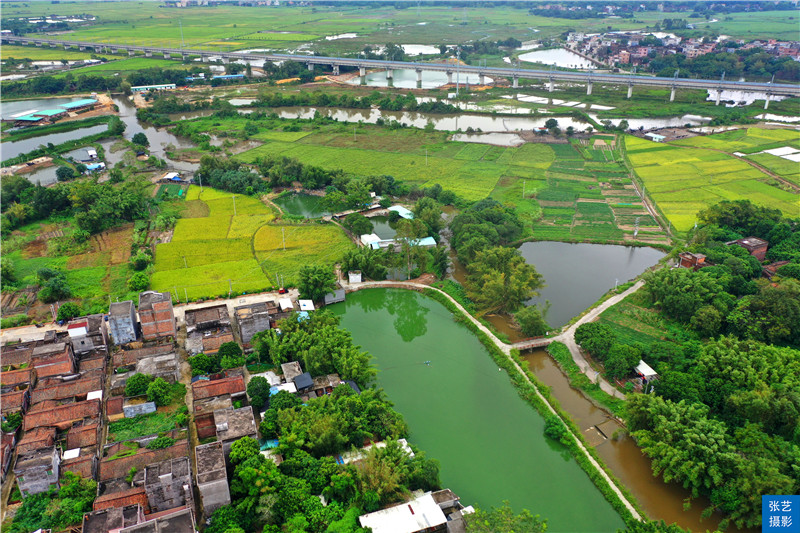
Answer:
[388,205,414,219]
[298,300,314,311]
[635,360,657,380]
[293,372,313,391]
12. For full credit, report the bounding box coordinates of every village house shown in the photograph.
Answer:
[726,236,769,261]
[1,433,16,483]
[678,252,707,270]
[195,441,231,517]
[213,406,257,458]
[763,261,790,280]
[14,446,60,496]
[23,398,101,432]
[233,302,272,347]
[144,457,194,514]
[138,291,176,340]
[119,507,195,533]
[358,489,469,533]
[108,301,139,345]
[31,342,76,380]
[185,304,233,356]
[16,426,56,456]
[66,314,109,357]
[191,374,246,438]
[112,344,174,369]
[82,504,146,533]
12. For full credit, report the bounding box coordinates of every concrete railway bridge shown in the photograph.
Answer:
[4,35,800,108]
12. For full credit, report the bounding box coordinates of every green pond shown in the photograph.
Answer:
[273,193,329,218]
[332,289,625,532]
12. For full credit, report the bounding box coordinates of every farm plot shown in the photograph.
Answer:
[152,186,352,300]
[672,128,800,154]
[624,135,799,232]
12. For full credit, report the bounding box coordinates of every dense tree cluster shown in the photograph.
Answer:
[252,311,375,387]
[195,156,266,195]
[9,472,96,533]
[450,199,544,316]
[1,177,149,236]
[208,384,440,532]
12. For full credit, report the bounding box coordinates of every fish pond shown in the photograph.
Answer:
[332,288,625,532]
[272,192,329,218]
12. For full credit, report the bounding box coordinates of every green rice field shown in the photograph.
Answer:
[624,133,799,233]
[151,187,352,300]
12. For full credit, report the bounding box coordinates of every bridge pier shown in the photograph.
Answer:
[145,51,152,57]
[332,64,339,76]
[416,68,422,88]
[764,93,771,110]
[50,43,58,48]
[307,63,314,71]
[182,53,188,61]
[715,89,722,106]
[128,50,135,57]
[359,66,366,77]
[79,46,87,51]
[549,78,555,93]
[36,41,42,47]
[478,73,485,86]
[512,76,519,88]
[586,81,593,95]
[446,71,453,85]
[386,68,394,87]
[163,52,170,59]
[627,83,633,99]
[670,86,676,102]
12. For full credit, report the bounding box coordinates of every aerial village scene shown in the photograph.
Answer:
[0,1,799,532]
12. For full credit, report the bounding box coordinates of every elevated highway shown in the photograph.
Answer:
[4,35,798,106]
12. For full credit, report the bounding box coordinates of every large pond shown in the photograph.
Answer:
[332,289,625,532]
[519,48,596,69]
[272,192,328,218]
[518,242,665,328]
[2,124,109,162]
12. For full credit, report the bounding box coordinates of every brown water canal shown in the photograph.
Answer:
[522,349,757,533]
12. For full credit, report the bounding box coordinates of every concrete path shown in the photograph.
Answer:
[550,280,645,400]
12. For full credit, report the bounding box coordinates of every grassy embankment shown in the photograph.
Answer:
[622,129,800,233]
[151,186,352,300]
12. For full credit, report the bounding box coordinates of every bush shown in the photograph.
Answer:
[544,414,568,442]
[130,251,152,271]
[132,132,149,147]
[146,377,172,406]
[146,436,176,450]
[56,166,76,182]
[128,272,149,292]
[56,302,82,322]
[189,353,219,376]
[38,277,71,303]
[125,373,154,397]
[247,376,271,411]
[2,412,23,433]
[515,305,550,337]
[219,342,245,369]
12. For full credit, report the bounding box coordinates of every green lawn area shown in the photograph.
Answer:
[0,45,111,61]
[624,134,799,233]
[107,410,178,442]
[151,186,353,300]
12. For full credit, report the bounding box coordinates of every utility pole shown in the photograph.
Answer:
[184,288,188,302]
[282,227,286,251]
[183,256,188,268]
[179,20,185,50]
[425,148,428,166]
[228,280,232,298]
[522,180,526,199]
[232,194,236,216]
[198,173,203,192]
[353,126,356,141]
